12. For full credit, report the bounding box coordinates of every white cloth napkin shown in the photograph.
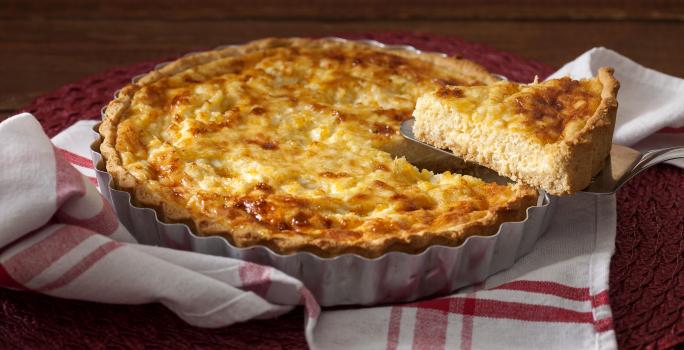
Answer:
[1,47,683,350]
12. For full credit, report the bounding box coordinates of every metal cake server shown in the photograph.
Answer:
[399,118,684,194]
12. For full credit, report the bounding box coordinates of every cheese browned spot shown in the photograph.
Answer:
[104,38,538,257]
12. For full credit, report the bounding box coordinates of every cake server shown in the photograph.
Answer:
[399,118,684,194]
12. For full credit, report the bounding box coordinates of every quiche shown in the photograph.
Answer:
[99,38,538,258]
[413,68,619,195]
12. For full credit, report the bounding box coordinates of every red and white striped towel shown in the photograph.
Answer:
[0,113,617,350]
[2,48,684,349]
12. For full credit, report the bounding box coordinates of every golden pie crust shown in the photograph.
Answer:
[99,37,538,258]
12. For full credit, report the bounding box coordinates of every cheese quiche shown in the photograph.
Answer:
[99,38,538,258]
[413,68,619,195]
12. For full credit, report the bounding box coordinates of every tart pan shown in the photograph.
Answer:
[90,39,555,306]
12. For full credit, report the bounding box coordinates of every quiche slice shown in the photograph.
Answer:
[99,37,538,258]
[413,68,619,195]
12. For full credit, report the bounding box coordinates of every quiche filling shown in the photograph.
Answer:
[413,69,618,195]
[428,77,603,143]
[105,39,537,257]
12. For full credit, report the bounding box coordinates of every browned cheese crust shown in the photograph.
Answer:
[413,67,620,195]
[99,37,539,258]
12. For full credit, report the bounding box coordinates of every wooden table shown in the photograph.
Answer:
[2,0,684,120]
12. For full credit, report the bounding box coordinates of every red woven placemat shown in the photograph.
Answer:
[5,32,683,350]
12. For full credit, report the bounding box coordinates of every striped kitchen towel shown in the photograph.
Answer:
[0,112,617,350]
[3,45,684,350]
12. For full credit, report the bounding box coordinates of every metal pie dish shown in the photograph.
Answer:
[90,38,555,306]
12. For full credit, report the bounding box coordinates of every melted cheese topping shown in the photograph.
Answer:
[114,41,530,247]
[433,77,603,143]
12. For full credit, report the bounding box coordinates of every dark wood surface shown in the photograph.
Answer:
[2,1,684,120]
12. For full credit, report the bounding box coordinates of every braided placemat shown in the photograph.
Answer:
[5,32,683,349]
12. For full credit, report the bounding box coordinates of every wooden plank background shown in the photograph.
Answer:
[1,0,683,120]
